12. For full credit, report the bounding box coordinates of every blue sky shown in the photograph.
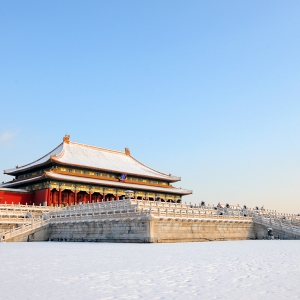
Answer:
[1,1,299,212]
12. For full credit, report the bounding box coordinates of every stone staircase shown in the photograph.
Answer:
[0,204,60,242]
[251,211,300,239]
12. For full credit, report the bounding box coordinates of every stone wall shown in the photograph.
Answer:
[150,217,255,243]
[7,217,300,243]
[49,217,150,243]
[46,216,255,243]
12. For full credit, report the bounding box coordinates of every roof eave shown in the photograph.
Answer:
[3,142,64,175]
[52,159,181,182]
[45,172,192,195]
[4,159,53,175]
[0,187,31,194]
[0,174,46,188]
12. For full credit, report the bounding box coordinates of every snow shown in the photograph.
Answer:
[0,241,299,299]
[60,142,180,180]
[0,175,44,188]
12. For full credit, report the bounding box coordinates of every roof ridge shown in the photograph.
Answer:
[69,141,126,155]
[68,141,179,180]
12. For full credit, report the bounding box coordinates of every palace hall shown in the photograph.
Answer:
[0,135,192,206]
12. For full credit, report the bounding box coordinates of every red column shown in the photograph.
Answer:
[89,192,92,203]
[70,191,74,205]
[53,190,56,206]
[102,193,106,202]
[67,191,70,206]
[74,190,77,205]
[116,194,119,200]
[58,188,62,207]
[47,188,51,206]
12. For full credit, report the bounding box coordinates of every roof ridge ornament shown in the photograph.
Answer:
[63,134,70,144]
[125,147,130,156]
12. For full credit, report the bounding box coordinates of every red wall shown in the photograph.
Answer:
[34,189,48,206]
[0,190,34,205]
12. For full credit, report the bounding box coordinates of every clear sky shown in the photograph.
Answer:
[1,1,299,213]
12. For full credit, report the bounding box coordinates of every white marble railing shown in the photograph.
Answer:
[48,199,253,223]
[49,210,145,223]
[0,215,34,224]
[0,204,61,212]
[51,199,243,217]
[0,210,32,217]
[48,209,253,223]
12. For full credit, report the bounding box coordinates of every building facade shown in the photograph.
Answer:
[0,135,192,206]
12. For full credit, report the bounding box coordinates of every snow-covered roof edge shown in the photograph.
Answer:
[4,143,63,175]
[0,175,45,188]
[128,154,181,181]
[0,187,30,193]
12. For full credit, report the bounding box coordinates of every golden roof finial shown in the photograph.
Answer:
[125,147,130,156]
[63,134,70,143]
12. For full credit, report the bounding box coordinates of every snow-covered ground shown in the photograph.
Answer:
[0,241,299,299]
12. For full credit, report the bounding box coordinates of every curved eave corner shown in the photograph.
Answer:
[127,154,181,182]
[3,142,64,175]
[0,174,46,188]
[174,188,193,195]
[4,159,52,175]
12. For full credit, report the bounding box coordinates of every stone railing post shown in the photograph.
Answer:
[289,219,293,233]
